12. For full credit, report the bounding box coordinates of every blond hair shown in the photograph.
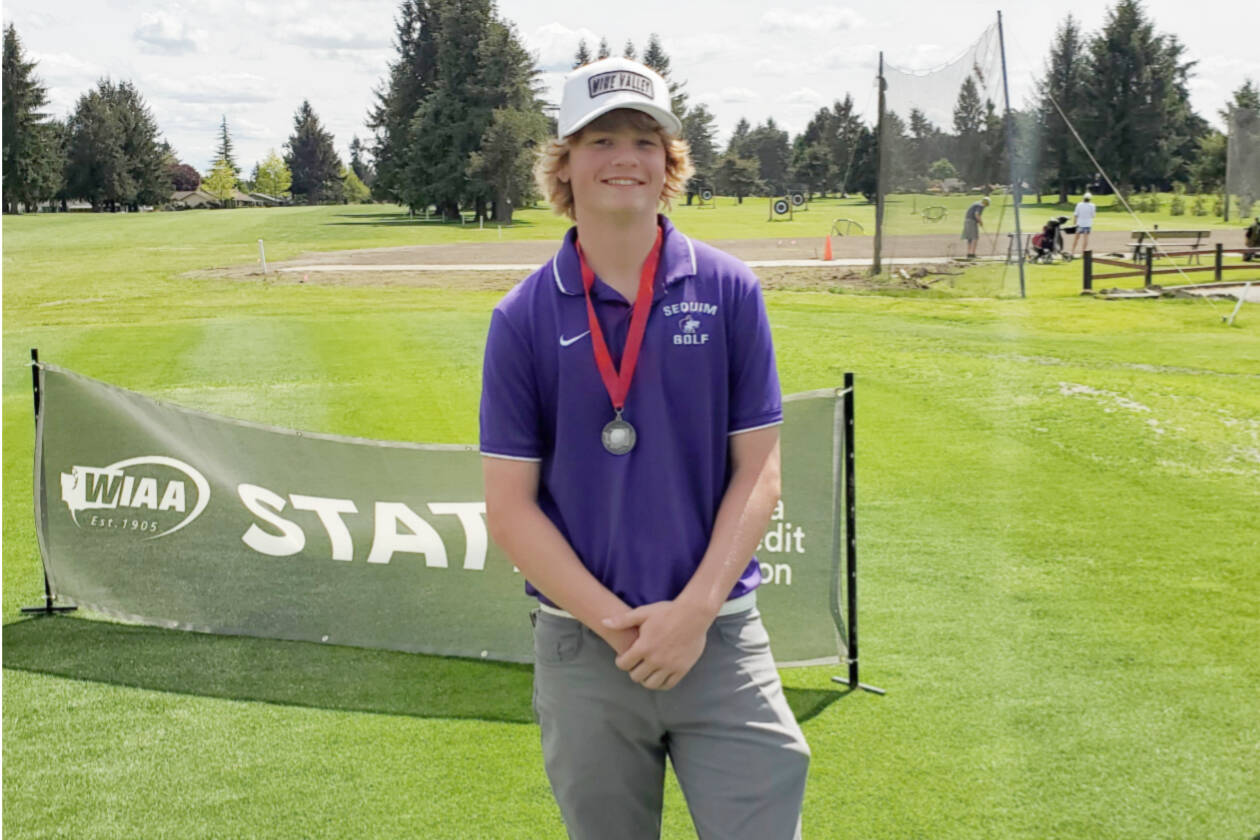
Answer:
[534,109,694,220]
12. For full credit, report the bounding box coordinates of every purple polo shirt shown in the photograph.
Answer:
[479,215,782,608]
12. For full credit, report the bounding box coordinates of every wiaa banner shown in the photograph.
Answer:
[34,364,845,665]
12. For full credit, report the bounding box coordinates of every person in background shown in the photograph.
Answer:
[962,196,990,258]
[1071,192,1097,256]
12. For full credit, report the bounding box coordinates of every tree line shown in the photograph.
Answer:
[569,0,1257,208]
[5,0,1258,216]
[2,24,370,213]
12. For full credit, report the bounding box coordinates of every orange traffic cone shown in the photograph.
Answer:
[823,235,833,261]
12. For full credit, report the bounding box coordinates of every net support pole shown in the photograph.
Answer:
[997,11,1026,298]
[832,373,884,695]
[22,348,77,616]
[872,53,886,277]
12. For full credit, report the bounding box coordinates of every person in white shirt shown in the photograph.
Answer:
[1071,192,1097,256]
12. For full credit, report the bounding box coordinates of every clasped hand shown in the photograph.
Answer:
[603,600,711,691]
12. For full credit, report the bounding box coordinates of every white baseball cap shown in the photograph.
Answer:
[558,57,682,138]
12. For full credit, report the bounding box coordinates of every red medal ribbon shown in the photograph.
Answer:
[575,226,663,412]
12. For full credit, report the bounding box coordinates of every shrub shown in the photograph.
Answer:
[1170,184,1186,216]
[1191,194,1208,216]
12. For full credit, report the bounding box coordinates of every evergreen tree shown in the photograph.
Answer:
[573,38,592,68]
[880,111,914,191]
[952,75,985,185]
[849,124,879,201]
[981,98,1006,186]
[713,153,761,203]
[1222,79,1260,120]
[622,39,636,60]
[215,115,238,176]
[640,33,687,117]
[1189,131,1226,192]
[407,4,540,220]
[799,97,868,195]
[113,81,170,208]
[467,107,549,221]
[907,108,945,180]
[368,0,441,203]
[65,83,126,210]
[641,34,668,74]
[746,118,791,193]
[726,117,752,157]
[3,24,63,212]
[349,135,373,185]
[681,103,718,201]
[285,100,343,203]
[790,141,832,197]
[1036,15,1088,201]
[1081,0,1199,194]
[597,38,611,60]
[64,79,169,211]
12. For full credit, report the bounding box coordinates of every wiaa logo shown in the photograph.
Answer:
[59,456,210,539]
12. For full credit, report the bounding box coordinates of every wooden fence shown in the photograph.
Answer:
[1082,244,1260,290]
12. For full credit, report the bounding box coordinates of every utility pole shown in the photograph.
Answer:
[872,53,886,277]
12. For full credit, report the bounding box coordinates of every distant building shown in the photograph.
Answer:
[168,189,222,209]
[167,188,288,209]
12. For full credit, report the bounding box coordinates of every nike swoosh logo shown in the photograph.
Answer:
[559,331,590,347]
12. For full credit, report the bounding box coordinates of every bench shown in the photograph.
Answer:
[1130,229,1211,264]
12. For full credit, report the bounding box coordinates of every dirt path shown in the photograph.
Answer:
[274,230,1245,269]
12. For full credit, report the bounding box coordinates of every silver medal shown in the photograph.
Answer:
[601,411,636,455]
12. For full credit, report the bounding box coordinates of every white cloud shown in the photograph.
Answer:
[717,87,758,103]
[148,72,278,104]
[311,48,393,75]
[29,51,99,82]
[760,6,863,33]
[753,58,790,76]
[284,19,391,51]
[11,10,62,29]
[665,34,740,62]
[134,11,204,55]
[524,23,602,72]
[820,44,880,72]
[784,87,824,107]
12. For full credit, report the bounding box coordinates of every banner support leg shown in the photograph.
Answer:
[830,372,883,695]
[21,348,77,617]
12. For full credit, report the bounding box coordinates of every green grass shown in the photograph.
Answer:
[5,204,1260,839]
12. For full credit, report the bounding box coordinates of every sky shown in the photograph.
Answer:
[4,0,1257,174]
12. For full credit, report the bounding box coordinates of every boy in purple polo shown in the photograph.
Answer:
[480,57,809,840]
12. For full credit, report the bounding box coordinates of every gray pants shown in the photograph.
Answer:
[532,608,810,840]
